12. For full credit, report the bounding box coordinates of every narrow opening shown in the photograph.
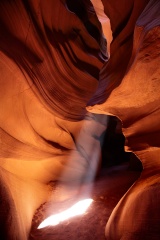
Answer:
[101,116,143,172]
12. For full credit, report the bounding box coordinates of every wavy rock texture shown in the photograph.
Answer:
[88,0,160,239]
[0,0,160,239]
[0,1,107,239]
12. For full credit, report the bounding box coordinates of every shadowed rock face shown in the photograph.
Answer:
[0,0,106,120]
[0,0,160,239]
[88,0,160,239]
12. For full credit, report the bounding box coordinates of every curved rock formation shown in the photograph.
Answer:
[0,0,107,120]
[88,0,160,239]
[0,0,160,239]
[0,1,107,239]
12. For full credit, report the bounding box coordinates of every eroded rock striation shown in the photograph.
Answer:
[89,0,160,239]
[0,0,159,239]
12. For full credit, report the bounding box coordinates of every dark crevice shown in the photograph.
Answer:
[66,0,101,43]
[101,116,142,171]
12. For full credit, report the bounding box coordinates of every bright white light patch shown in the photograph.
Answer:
[38,198,93,229]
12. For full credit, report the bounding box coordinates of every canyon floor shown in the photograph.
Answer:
[30,162,141,240]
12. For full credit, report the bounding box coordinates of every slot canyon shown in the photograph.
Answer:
[0,0,160,239]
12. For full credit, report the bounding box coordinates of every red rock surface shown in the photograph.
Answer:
[0,0,160,239]
[88,0,160,239]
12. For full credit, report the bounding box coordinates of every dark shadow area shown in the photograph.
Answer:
[101,116,143,171]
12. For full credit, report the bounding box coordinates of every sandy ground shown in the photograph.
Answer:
[29,163,141,240]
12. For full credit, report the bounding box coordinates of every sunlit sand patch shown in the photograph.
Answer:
[38,198,93,229]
